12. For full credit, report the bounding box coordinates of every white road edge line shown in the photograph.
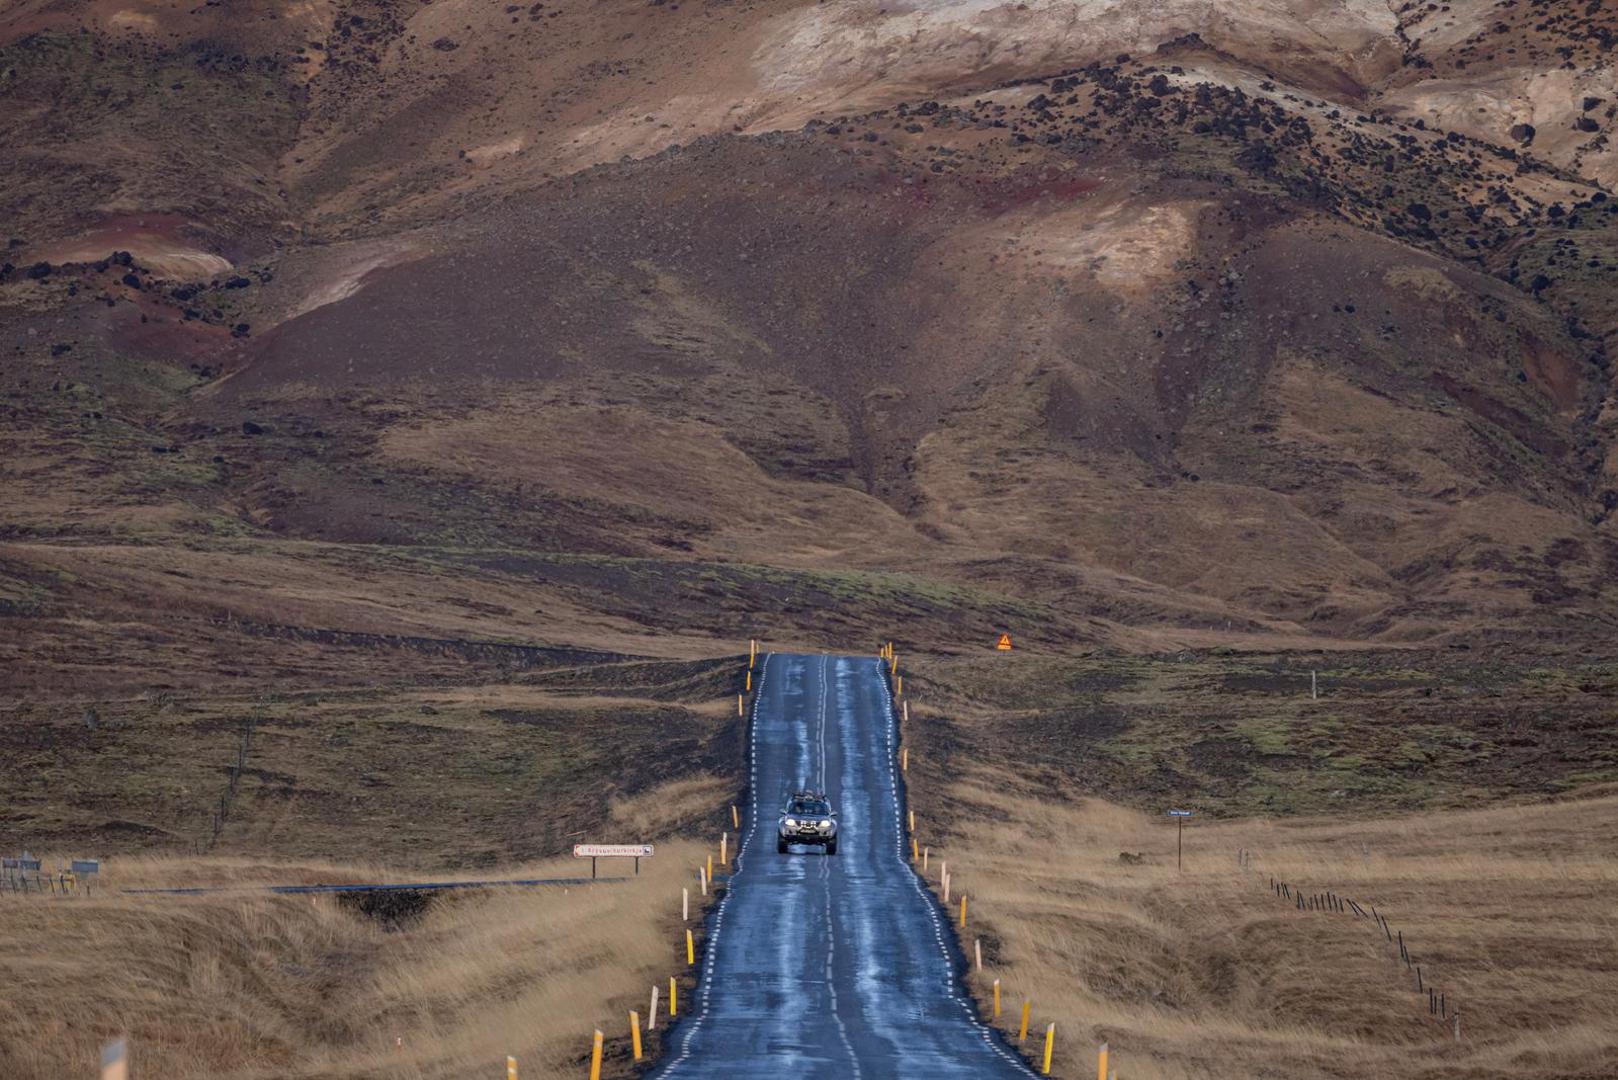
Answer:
[882,656,1041,1076]
[658,653,771,1076]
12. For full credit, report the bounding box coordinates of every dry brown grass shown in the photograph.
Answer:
[0,840,717,1079]
[918,774,1618,1079]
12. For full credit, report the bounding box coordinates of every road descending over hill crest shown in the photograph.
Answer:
[649,653,1033,1078]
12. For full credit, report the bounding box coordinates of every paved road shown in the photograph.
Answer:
[650,653,1034,1078]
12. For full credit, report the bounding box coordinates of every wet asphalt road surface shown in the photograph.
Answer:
[648,653,1035,1078]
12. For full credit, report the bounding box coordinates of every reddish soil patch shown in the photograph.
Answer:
[970,168,1106,214]
[105,302,239,367]
[32,215,231,280]
[1521,334,1583,413]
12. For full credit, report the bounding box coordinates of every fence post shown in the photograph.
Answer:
[683,887,689,922]
[649,985,660,1030]
[975,937,982,972]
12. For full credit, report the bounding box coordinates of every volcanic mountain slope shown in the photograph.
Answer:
[3,0,1618,692]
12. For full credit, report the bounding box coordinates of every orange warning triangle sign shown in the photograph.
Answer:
[996,633,1013,651]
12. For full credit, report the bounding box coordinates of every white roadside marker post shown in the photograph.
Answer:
[101,1040,128,1080]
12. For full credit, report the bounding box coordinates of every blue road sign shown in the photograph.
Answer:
[1167,809,1193,817]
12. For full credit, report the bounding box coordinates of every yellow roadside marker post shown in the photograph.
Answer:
[1098,1041,1109,1080]
[746,670,752,692]
[737,694,744,716]
[707,853,714,883]
[670,977,678,1017]
[731,804,740,829]
[506,1055,518,1080]
[630,1011,643,1061]
[896,675,903,697]
[721,832,728,866]
[908,809,914,833]
[686,929,695,966]
[993,979,1001,1018]
[911,837,919,862]
[749,639,756,668]
[891,652,899,675]
[901,745,908,771]
[1042,1024,1055,1075]
[959,894,968,928]
[589,1031,604,1080]
[1018,1001,1031,1042]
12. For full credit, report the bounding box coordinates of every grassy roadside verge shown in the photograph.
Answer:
[897,649,1618,1079]
[0,834,734,1079]
[910,778,1618,1080]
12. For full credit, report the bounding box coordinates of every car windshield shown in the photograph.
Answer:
[788,799,830,816]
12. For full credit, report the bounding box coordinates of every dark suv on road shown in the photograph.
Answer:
[777,791,838,855]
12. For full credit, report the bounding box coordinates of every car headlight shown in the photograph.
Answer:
[784,819,798,829]
[818,821,832,832]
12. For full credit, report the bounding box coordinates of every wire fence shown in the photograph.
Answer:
[1247,849,1462,1041]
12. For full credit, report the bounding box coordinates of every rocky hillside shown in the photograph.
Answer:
[3,0,1617,682]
